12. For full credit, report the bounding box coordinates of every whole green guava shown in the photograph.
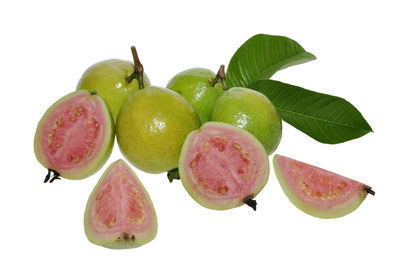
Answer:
[166,67,224,124]
[211,87,282,155]
[116,86,201,174]
[77,48,150,121]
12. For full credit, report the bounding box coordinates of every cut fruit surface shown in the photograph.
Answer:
[273,154,374,218]
[34,90,114,180]
[179,122,269,210]
[84,159,157,249]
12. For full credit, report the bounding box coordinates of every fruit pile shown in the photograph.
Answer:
[34,35,374,249]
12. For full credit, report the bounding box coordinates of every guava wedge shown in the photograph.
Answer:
[179,122,269,210]
[84,159,157,249]
[273,154,374,219]
[34,90,114,181]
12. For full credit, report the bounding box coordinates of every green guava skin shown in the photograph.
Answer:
[211,87,282,155]
[116,86,201,174]
[76,59,150,121]
[166,68,223,124]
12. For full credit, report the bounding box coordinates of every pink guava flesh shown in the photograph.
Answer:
[34,91,113,179]
[273,155,374,218]
[84,160,157,249]
[179,122,269,210]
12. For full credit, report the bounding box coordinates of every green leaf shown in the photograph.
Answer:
[226,34,316,88]
[249,80,373,144]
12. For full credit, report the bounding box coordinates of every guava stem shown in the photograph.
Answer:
[243,195,257,211]
[44,169,51,183]
[364,186,375,196]
[44,169,61,183]
[211,65,227,90]
[91,90,97,96]
[167,168,180,183]
[126,46,145,89]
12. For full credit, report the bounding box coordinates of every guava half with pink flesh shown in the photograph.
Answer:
[84,159,157,249]
[273,154,374,219]
[34,90,114,181]
[179,121,269,210]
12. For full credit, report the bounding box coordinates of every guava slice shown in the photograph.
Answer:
[84,159,157,249]
[34,90,114,181]
[179,121,269,210]
[273,154,374,219]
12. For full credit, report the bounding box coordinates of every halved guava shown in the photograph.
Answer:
[84,159,157,249]
[179,121,269,210]
[273,154,374,219]
[34,90,114,180]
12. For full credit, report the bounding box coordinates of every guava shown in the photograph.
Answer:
[84,159,157,249]
[179,121,269,210]
[76,47,150,121]
[273,154,375,219]
[211,87,282,155]
[34,90,115,181]
[116,86,201,174]
[166,66,225,124]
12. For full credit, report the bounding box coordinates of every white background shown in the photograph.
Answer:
[1,0,398,265]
